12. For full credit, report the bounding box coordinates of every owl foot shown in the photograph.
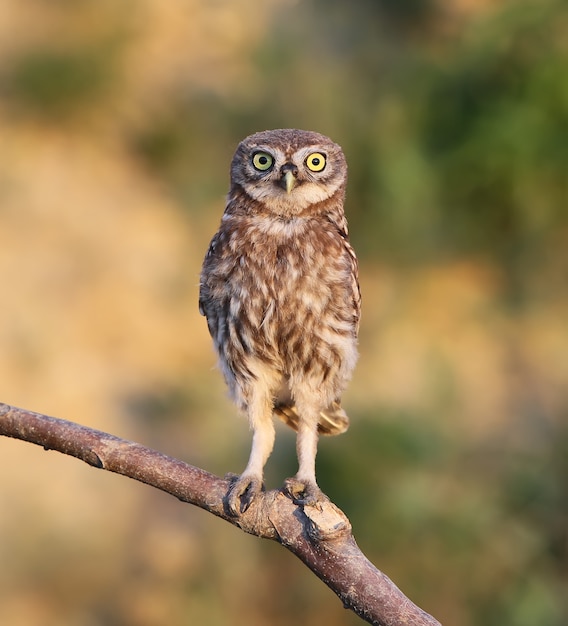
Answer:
[225,472,264,516]
[284,477,329,507]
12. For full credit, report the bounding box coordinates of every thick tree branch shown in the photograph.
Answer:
[0,402,441,626]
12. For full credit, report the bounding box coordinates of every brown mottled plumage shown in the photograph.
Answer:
[199,129,360,514]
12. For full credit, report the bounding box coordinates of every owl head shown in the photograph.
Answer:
[229,129,347,217]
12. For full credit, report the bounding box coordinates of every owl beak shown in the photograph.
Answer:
[280,164,298,194]
[283,170,296,194]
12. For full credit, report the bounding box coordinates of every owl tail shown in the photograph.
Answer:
[273,400,349,436]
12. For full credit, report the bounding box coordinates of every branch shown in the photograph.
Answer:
[0,402,441,626]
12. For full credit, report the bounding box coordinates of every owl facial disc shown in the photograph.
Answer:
[230,128,347,215]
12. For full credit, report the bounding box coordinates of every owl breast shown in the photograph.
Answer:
[201,212,358,399]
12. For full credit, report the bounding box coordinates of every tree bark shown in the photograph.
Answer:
[0,401,441,626]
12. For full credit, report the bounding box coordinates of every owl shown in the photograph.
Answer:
[199,129,360,515]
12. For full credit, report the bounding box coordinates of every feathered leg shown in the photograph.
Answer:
[285,395,328,505]
[227,388,275,515]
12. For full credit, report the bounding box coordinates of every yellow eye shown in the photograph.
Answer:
[252,152,274,171]
[305,152,326,172]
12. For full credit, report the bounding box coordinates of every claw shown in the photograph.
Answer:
[284,477,329,506]
[225,473,264,516]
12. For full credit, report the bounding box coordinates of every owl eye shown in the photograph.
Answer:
[305,152,326,172]
[252,151,274,171]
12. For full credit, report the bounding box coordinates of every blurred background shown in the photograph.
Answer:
[0,0,566,624]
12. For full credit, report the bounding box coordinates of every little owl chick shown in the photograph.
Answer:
[199,129,360,515]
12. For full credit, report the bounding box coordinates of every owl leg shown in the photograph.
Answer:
[227,389,275,516]
[285,403,327,506]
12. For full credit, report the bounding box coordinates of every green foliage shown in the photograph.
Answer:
[4,47,113,118]
[418,1,568,259]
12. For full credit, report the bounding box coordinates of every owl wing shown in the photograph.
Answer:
[346,238,361,336]
[336,218,361,337]
[198,231,226,339]
[198,237,213,317]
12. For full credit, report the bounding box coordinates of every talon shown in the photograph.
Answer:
[225,474,264,516]
[284,477,329,506]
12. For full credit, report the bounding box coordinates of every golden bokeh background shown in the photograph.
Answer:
[0,1,566,625]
